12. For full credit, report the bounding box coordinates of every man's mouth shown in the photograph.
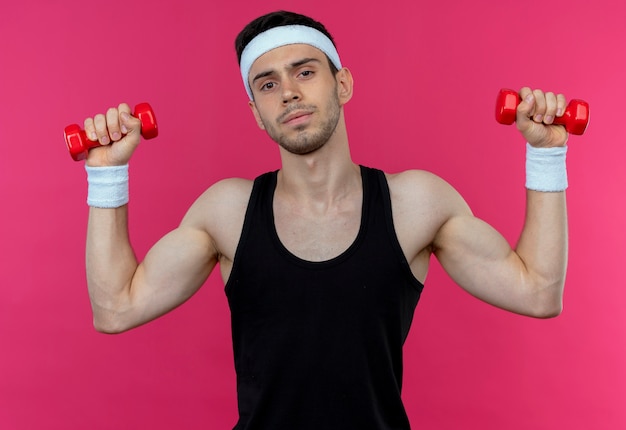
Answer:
[283,111,312,126]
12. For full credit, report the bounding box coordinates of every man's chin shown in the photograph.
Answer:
[277,136,326,156]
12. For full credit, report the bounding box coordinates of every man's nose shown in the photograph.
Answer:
[281,78,301,104]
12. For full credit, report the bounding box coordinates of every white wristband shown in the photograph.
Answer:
[85,164,129,208]
[525,143,568,192]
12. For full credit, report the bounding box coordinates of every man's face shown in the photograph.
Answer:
[247,44,343,155]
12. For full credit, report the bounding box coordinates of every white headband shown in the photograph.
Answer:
[240,24,342,99]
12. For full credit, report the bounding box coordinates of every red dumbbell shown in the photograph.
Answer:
[495,88,589,135]
[64,103,158,161]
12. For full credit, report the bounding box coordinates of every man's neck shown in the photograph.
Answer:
[276,129,360,209]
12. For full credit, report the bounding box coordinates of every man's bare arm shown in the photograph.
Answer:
[433,88,569,317]
[432,189,566,317]
[86,203,218,333]
[81,104,225,333]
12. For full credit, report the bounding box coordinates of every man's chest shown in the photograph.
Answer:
[274,201,362,262]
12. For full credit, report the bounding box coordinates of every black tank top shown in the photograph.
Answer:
[225,166,424,430]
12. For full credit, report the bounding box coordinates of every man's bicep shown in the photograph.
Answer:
[433,214,530,313]
[129,225,219,327]
[127,177,253,326]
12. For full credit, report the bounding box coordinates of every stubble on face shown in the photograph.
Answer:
[260,85,341,155]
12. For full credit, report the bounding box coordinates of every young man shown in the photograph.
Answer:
[82,10,569,430]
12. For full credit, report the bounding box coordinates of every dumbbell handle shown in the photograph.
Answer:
[64,102,158,161]
[495,89,589,135]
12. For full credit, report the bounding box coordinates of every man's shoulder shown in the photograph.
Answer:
[211,176,255,193]
[381,168,466,214]
[182,176,253,221]
[383,168,448,193]
[182,177,255,258]
[196,176,255,209]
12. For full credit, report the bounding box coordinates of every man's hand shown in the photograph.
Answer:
[83,103,143,167]
[516,87,569,148]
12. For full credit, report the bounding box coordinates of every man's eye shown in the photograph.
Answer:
[261,82,275,91]
[300,70,313,77]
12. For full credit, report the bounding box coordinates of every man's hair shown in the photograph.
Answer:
[235,10,339,74]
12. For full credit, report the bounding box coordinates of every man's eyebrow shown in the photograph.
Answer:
[291,57,321,68]
[251,70,275,84]
[251,57,322,84]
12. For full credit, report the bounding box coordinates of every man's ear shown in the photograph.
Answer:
[248,100,266,130]
[336,67,354,106]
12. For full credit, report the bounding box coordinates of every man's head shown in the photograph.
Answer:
[235,11,352,155]
[235,11,342,100]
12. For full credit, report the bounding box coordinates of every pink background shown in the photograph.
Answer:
[1,0,625,428]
